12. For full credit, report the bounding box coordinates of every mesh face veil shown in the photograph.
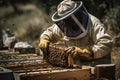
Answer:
[52,1,90,39]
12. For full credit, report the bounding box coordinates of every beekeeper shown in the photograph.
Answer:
[39,0,113,66]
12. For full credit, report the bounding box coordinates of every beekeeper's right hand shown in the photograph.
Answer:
[38,35,50,56]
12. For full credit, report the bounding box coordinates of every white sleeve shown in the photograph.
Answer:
[92,20,113,59]
[40,24,64,43]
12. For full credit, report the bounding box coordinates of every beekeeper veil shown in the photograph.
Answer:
[52,0,90,39]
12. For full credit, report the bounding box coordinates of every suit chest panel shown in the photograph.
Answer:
[65,35,91,48]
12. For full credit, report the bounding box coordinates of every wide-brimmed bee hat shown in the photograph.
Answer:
[52,0,90,39]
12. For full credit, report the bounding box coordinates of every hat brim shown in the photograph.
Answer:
[52,1,83,22]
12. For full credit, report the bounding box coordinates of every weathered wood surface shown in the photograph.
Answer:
[14,68,90,80]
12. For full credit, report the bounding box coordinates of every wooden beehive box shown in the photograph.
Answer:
[14,47,35,54]
[13,68,91,80]
[95,64,115,80]
[0,44,91,80]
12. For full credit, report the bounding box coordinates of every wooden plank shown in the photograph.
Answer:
[14,69,91,80]
[0,51,19,55]
[0,47,8,50]
[0,58,42,63]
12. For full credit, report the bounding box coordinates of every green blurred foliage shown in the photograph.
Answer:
[0,0,119,46]
[103,6,120,35]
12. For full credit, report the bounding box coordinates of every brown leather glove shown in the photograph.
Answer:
[38,35,50,59]
[65,46,92,60]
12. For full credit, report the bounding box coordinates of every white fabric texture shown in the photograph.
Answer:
[40,14,113,59]
[57,0,77,16]
[40,0,113,59]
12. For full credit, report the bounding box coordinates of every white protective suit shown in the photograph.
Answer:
[40,0,113,65]
[40,14,113,65]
